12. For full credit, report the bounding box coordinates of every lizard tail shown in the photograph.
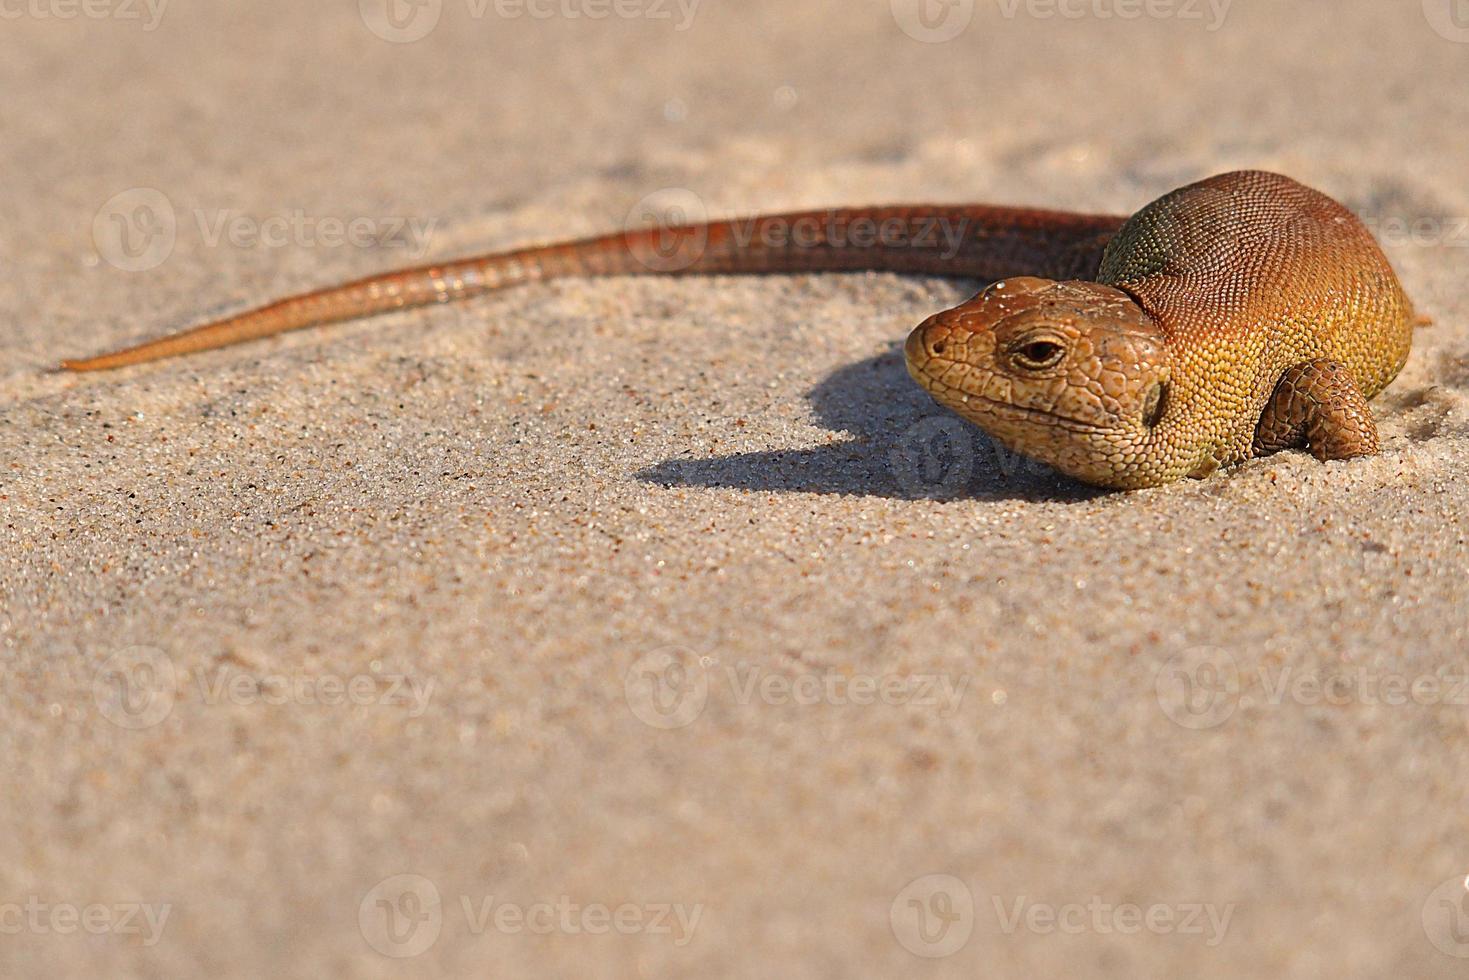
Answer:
[60,204,1125,372]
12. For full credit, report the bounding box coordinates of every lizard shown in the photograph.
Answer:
[61,170,1416,489]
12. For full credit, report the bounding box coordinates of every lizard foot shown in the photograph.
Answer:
[1253,359,1380,462]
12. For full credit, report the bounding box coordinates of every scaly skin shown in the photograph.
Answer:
[61,171,1415,490]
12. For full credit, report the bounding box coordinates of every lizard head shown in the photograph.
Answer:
[904,277,1172,489]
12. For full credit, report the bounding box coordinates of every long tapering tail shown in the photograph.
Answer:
[60,204,1125,371]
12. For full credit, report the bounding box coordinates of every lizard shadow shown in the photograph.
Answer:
[636,344,1108,503]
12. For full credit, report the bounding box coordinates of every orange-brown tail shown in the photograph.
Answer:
[61,205,1125,371]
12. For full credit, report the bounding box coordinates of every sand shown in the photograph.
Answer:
[4,1,1469,976]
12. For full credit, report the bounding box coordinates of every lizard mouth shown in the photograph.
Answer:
[960,394,1114,434]
[917,375,1114,435]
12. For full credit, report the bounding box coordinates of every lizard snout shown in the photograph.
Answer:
[904,315,953,366]
[905,277,1069,376]
[904,308,990,392]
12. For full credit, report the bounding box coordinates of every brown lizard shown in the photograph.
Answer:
[62,170,1416,489]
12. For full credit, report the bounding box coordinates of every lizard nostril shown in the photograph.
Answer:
[931,341,946,355]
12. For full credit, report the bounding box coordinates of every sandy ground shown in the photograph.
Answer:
[4,1,1469,976]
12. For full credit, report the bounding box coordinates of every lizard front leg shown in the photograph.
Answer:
[1252,359,1380,462]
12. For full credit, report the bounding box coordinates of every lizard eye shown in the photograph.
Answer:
[1011,339,1065,371]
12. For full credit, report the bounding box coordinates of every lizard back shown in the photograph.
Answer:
[1096,170,1414,472]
